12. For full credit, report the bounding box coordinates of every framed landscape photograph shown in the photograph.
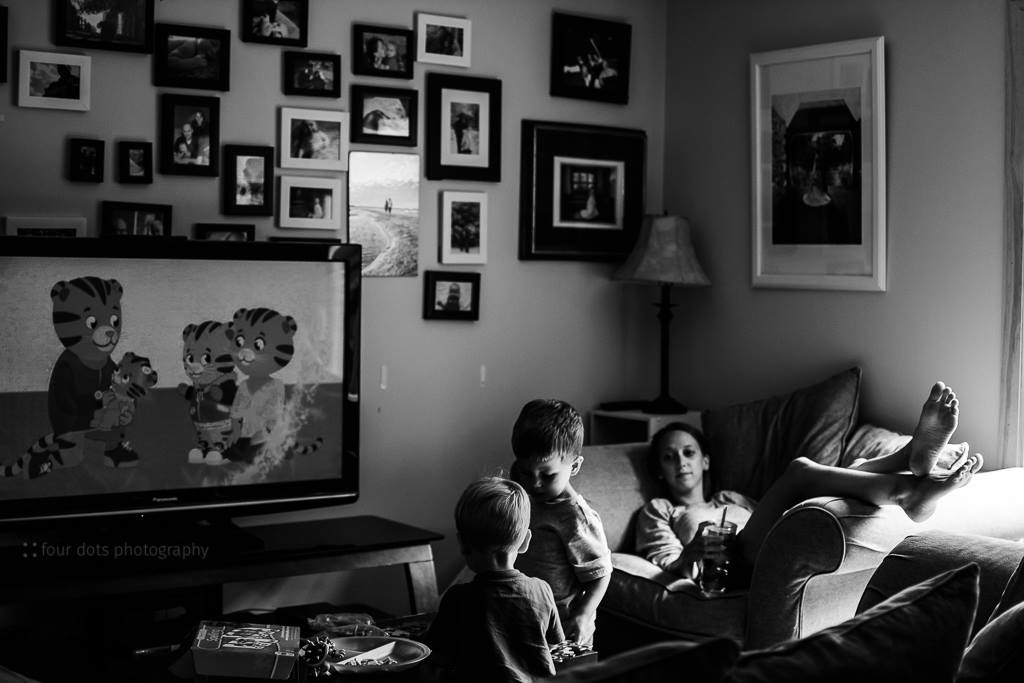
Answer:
[18,50,90,111]
[222,144,274,216]
[67,137,104,183]
[117,140,153,184]
[194,223,255,241]
[100,201,173,237]
[5,216,86,238]
[422,270,480,321]
[54,0,154,54]
[416,13,470,68]
[159,93,220,176]
[348,150,420,277]
[283,51,340,97]
[351,85,417,147]
[154,23,230,91]
[352,23,413,79]
[280,107,348,171]
[750,36,886,291]
[279,175,343,231]
[425,73,501,181]
[519,120,645,261]
[550,12,631,105]
[440,191,487,265]
[241,0,307,47]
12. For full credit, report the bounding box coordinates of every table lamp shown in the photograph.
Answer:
[613,214,710,414]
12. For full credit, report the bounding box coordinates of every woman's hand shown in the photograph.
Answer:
[674,521,730,578]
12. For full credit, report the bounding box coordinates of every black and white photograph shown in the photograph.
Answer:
[348,151,419,277]
[18,50,91,111]
[54,0,154,53]
[67,137,104,183]
[440,190,487,265]
[193,223,255,241]
[100,200,173,236]
[553,158,624,229]
[416,13,471,67]
[241,0,307,47]
[117,140,153,183]
[223,145,273,216]
[352,23,413,79]
[160,93,219,176]
[283,51,340,97]
[5,216,86,237]
[351,85,417,147]
[422,271,480,321]
[280,107,348,171]
[154,23,230,91]
[279,175,343,230]
[426,73,501,181]
[550,12,631,104]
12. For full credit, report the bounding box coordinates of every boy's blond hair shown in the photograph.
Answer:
[510,399,583,462]
[455,477,529,552]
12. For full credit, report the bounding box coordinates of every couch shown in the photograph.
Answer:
[573,367,1024,651]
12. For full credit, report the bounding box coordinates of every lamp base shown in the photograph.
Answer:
[642,395,688,415]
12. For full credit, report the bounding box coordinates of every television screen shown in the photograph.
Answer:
[0,237,360,522]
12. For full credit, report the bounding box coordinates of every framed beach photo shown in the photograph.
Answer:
[352,23,413,79]
[5,216,87,238]
[550,12,631,105]
[351,85,417,147]
[422,271,480,321]
[348,151,420,277]
[222,144,274,216]
[18,50,90,111]
[279,175,343,231]
[241,0,307,47]
[440,191,487,265]
[54,0,154,54]
[67,138,104,183]
[117,140,153,184]
[99,201,173,237]
[194,223,255,241]
[751,37,886,291]
[154,23,231,91]
[416,13,470,68]
[425,73,501,181]
[159,93,220,176]
[280,107,349,171]
[283,51,340,98]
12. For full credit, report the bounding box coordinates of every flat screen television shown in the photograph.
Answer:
[0,236,360,524]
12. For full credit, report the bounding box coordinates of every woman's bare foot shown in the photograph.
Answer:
[901,453,983,522]
[907,382,960,477]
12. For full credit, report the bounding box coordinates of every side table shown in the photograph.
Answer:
[589,409,702,445]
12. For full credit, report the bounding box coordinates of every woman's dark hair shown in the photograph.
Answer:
[647,422,713,500]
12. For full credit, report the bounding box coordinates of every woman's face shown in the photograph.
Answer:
[656,430,709,502]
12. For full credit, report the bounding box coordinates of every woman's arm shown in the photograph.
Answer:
[634,500,713,578]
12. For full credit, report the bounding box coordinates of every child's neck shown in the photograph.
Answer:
[464,548,517,573]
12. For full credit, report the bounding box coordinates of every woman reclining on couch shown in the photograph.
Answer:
[635,381,984,581]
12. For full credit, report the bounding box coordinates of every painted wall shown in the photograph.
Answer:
[660,0,1007,467]
[0,0,666,614]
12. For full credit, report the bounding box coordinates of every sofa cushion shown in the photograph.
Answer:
[547,637,740,683]
[957,600,1024,682]
[575,443,653,553]
[988,548,1024,621]
[700,367,861,499]
[723,563,980,683]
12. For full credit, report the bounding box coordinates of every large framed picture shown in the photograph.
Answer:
[67,137,104,183]
[550,12,631,105]
[54,0,154,54]
[241,0,307,47]
[350,85,417,147]
[519,120,645,261]
[425,73,501,181]
[279,175,343,231]
[222,144,274,216]
[348,151,420,277]
[280,107,349,171]
[750,36,886,291]
[154,23,231,91]
[422,270,480,321]
[18,50,90,111]
[283,51,340,98]
[117,140,153,184]
[440,191,487,265]
[352,23,413,79]
[416,13,470,68]
[99,201,173,237]
[159,93,220,176]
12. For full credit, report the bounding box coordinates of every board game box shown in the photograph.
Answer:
[192,621,300,680]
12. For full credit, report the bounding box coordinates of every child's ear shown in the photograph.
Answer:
[702,454,710,471]
[517,529,532,554]
[570,455,584,476]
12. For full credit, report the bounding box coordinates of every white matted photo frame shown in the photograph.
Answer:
[750,36,886,291]
[416,13,470,68]
[280,107,349,171]
[425,73,501,181]
[5,216,87,238]
[279,175,343,231]
[440,191,487,265]
[18,50,91,111]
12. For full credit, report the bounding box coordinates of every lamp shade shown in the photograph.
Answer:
[613,214,710,286]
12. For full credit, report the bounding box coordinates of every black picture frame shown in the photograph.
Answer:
[352,23,413,79]
[350,84,418,147]
[54,0,154,54]
[425,73,501,181]
[154,23,231,91]
[1,5,8,84]
[282,50,340,97]
[519,120,645,261]
[194,223,256,241]
[549,12,631,105]
[222,144,274,216]
[422,270,480,321]
[99,200,173,237]
[159,93,220,177]
[117,140,153,184]
[67,137,104,183]
[240,0,308,48]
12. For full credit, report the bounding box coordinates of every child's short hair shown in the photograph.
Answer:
[455,477,529,552]
[648,422,713,499]
[510,399,583,461]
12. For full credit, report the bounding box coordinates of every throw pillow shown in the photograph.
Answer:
[723,563,980,683]
[957,600,1024,682]
[547,638,740,683]
[989,553,1024,622]
[700,367,861,498]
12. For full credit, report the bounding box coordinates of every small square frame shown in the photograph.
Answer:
[117,141,154,184]
[425,73,501,181]
[67,137,104,183]
[194,223,256,241]
[154,23,231,91]
[159,93,220,176]
[279,175,343,231]
[350,85,418,147]
[416,13,471,68]
[550,12,631,105]
[240,0,308,47]
[54,0,154,54]
[440,191,487,265]
[423,270,480,321]
[280,106,349,171]
[283,50,341,98]
[352,23,413,79]
[18,50,91,111]
[99,200,173,237]
[222,144,274,216]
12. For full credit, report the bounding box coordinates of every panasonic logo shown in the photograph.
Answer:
[151,496,180,503]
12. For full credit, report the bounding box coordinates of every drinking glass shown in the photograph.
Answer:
[698,521,737,594]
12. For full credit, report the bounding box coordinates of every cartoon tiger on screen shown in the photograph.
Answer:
[177,320,239,466]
